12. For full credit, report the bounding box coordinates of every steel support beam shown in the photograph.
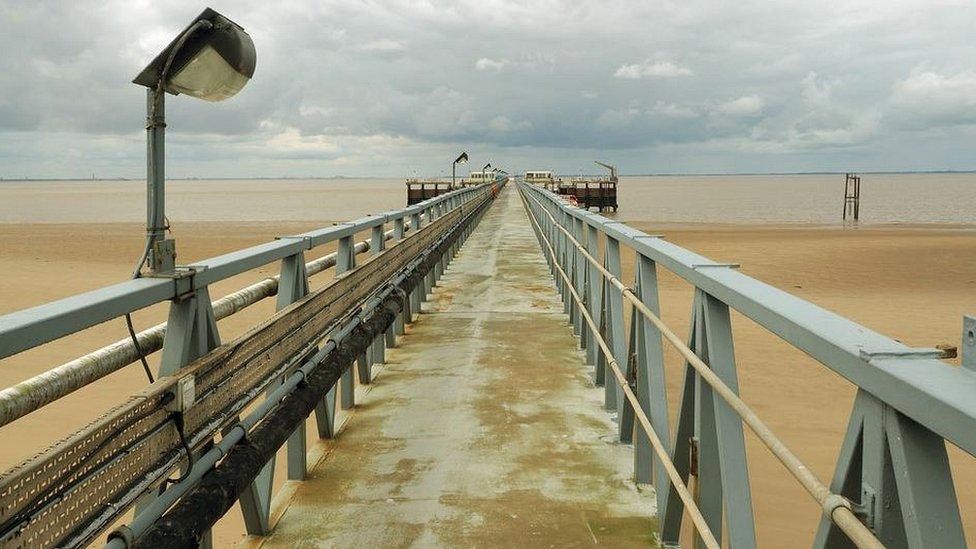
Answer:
[603,233,625,415]
[337,235,356,409]
[814,389,965,548]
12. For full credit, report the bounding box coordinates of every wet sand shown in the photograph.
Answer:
[1,218,975,546]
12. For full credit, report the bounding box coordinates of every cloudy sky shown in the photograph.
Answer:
[1,0,975,178]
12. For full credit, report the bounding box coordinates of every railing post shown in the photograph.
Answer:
[585,223,604,378]
[136,273,222,547]
[277,248,311,480]
[601,232,625,413]
[660,292,700,545]
[424,207,436,297]
[366,223,387,378]
[547,204,558,279]
[450,196,462,258]
[814,389,965,548]
[437,204,449,280]
[434,203,446,283]
[618,248,670,495]
[410,212,425,314]
[557,209,568,305]
[571,216,585,340]
[337,234,356,409]
[661,288,756,547]
[560,210,573,317]
[237,243,311,535]
[393,217,407,334]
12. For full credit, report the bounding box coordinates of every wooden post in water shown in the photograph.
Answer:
[842,173,861,221]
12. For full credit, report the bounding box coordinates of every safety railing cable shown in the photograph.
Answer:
[518,185,884,549]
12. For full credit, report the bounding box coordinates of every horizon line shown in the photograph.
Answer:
[3,169,976,182]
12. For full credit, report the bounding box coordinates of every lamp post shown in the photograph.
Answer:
[482,162,492,185]
[132,8,256,273]
[452,151,468,189]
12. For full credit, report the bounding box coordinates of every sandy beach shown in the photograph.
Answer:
[624,221,976,546]
[1,212,974,546]
[4,0,976,544]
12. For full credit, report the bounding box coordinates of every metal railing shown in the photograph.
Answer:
[518,181,974,548]
[0,182,500,548]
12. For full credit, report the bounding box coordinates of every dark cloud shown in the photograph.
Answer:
[1,0,975,177]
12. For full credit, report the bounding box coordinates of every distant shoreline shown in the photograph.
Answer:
[2,170,976,183]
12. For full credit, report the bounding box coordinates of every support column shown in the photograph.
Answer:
[393,217,407,333]
[585,224,603,377]
[660,289,756,548]
[814,389,965,548]
[239,246,310,535]
[602,234,625,413]
[337,234,356,409]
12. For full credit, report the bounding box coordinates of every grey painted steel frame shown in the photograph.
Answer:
[0,185,487,360]
[238,241,312,536]
[520,182,973,547]
[520,183,976,456]
[0,183,494,549]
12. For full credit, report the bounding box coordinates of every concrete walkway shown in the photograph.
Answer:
[257,187,656,548]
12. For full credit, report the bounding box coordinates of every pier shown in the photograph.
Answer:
[405,179,455,205]
[0,178,974,549]
[556,161,619,212]
[252,186,653,547]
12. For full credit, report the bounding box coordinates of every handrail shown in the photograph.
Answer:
[518,188,721,549]
[0,186,486,427]
[0,182,502,548]
[105,191,497,548]
[519,183,976,456]
[0,236,375,428]
[520,185,883,549]
[0,185,484,359]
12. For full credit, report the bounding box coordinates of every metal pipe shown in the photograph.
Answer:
[0,232,400,428]
[106,322,354,549]
[518,188,721,549]
[0,191,491,422]
[107,184,491,548]
[520,186,883,549]
[1,188,488,426]
[145,88,166,269]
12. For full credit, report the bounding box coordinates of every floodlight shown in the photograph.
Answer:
[133,8,256,102]
[131,8,256,273]
[452,151,469,187]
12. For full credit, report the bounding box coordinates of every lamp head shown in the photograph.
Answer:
[454,152,468,165]
[133,8,256,102]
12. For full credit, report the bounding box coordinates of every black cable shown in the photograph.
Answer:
[125,235,156,384]
[126,20,212,387]
[163,412,195,486]
[127,235,194,486]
